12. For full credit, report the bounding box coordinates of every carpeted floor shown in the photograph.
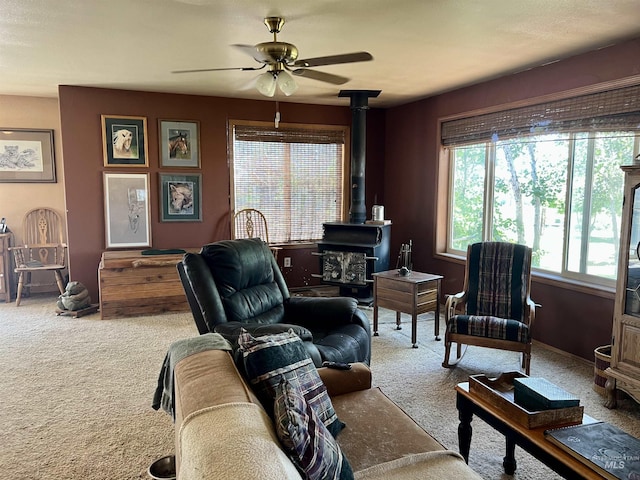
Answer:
[2,293,639,479]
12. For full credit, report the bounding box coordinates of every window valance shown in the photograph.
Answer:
[442,83,640,146]
[234,124,346,144]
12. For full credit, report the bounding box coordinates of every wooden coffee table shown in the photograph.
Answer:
[455,382,602,479]
[372,270,443,348]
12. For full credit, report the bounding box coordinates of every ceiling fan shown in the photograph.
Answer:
[171,16,373,97]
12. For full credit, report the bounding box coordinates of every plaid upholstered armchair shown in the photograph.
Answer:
[442,241,536,374]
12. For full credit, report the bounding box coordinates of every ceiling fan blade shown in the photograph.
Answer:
[292,51,372,68]
[291,68,350,85]
[237,75,260,91]
[232,44,272,63]
[171,65,265,74]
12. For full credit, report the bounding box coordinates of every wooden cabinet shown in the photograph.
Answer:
[98,249,196,319]
[0,233,13,303]
[606,165,640,408]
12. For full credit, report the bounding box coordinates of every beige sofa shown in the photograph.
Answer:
[172,346,482,479]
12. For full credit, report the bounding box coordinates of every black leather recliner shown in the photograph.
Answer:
[177,238,371,366]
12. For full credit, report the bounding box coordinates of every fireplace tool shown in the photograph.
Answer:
[396,240,412,276]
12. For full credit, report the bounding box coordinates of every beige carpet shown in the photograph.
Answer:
[2,293,639,479]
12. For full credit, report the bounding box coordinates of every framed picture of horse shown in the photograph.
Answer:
[159,172,202,222]
[101,115,148,167]
[103,172,151,248]
[159,120,200,168]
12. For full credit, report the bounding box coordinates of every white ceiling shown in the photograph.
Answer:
[1,0,640,108]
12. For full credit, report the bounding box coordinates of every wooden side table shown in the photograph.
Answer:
[372,270,443,348]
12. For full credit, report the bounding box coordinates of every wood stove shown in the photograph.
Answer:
[312,89,388,304]
[314,90,391,304]
[314,222,391,304]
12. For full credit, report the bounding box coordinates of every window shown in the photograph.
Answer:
[443,84,640,285]
[230,121,348,243]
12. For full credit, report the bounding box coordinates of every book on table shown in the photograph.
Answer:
[544,421,640,479]
[513,377,580,411]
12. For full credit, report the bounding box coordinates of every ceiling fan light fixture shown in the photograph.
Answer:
[277,70,298,96]
[256,71,277,97]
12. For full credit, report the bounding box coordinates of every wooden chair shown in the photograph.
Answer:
[442,241,536,374]
[232,208,280,259]
[10,208,67,306]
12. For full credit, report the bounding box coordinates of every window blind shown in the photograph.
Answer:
[234,125,346,145]
[232,123,346,243]
[442,84,640,146]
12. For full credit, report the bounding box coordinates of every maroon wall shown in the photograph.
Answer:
[384,38,640,360]
[58,86,384,298]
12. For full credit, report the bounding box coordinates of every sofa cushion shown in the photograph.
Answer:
[313,323,372,364]
[448,315,530,343]
[353,451,483,480]
[274,378,354,480]
[238,328,345,437]
[178,402,303,480]
[331,388,446,472]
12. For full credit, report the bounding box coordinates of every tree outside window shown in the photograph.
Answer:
[449,131,635,284]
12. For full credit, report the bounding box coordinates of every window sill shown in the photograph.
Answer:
[272,242,318,250]
[435,252,615,300]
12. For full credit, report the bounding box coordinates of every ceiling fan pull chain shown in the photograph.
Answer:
[275,101,280,129]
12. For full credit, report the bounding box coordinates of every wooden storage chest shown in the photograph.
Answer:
[98,249,196,319]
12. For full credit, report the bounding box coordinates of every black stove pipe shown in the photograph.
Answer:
[339,90,381,224]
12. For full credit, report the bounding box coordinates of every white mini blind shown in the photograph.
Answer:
[232,123,347,243]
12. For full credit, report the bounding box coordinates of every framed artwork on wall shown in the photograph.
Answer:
[0,128,56,183]
[103,172,151,248]
[159,172,202,222]
[101,115,148,167]
[158,120,200,168]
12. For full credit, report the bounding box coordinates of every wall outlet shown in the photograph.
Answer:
[284,257,292,268]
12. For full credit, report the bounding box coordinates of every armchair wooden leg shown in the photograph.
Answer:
[24,272,32,298]
[54,270,66,294]
[443,340,452,368]
[15,272,24,306]
[443,341,467,368]
[522,351,531,375]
